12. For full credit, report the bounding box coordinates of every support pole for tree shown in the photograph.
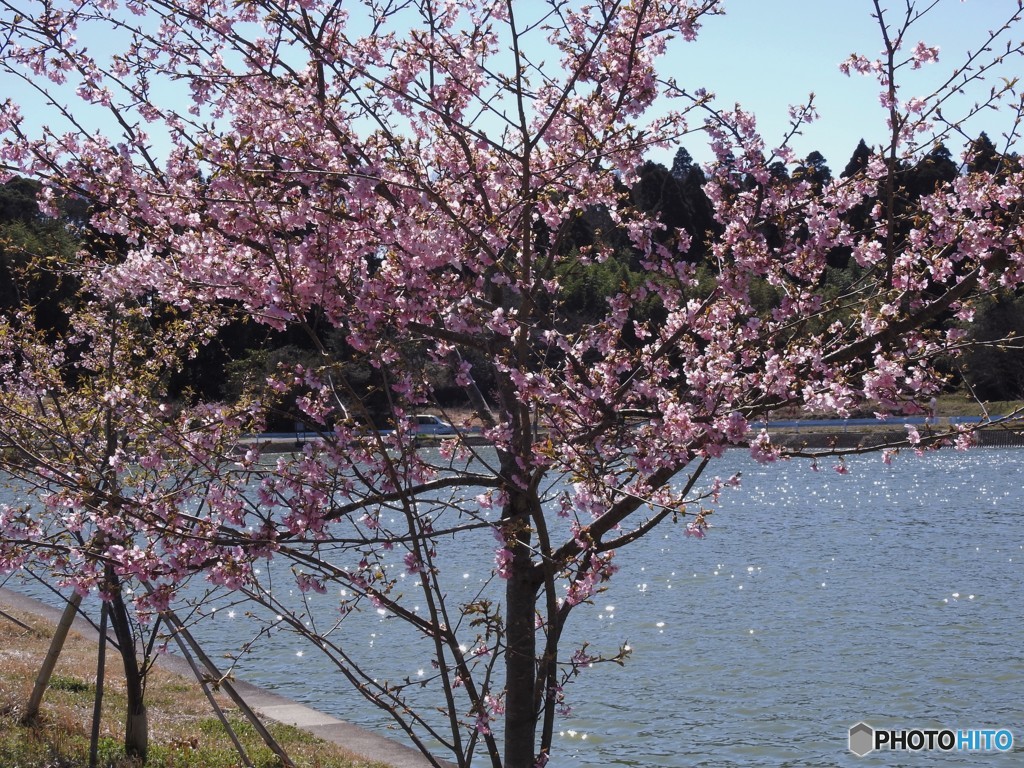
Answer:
[0,607,33,632]
[22,590,83,724]
[89,602,108,768]
[158,605,293,767]
[164,614,254,767]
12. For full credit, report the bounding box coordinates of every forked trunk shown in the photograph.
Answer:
[105,568,149,762]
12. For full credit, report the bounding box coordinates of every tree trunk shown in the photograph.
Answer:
[504,568,539,768]
[503,488,542,768]
[105,568,148,762]
[124,704,149,763]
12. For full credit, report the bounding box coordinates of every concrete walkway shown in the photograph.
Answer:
[0,587,452,768]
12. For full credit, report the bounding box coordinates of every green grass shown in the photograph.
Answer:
[0,608,390,768]
[934,394,1024,418]
[0,710,363,768]
[47,675,93,694]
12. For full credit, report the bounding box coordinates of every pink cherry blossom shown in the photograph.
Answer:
[2,2,1023,766]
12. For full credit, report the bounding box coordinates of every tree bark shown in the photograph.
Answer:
[504,565,538,768]
[502,489,543,768]
[105,568,148,762]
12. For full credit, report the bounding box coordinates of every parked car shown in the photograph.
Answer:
[411,414,457,435]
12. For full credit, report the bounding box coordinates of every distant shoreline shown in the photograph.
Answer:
[246,420,1024,454]
[767,424,1024,449]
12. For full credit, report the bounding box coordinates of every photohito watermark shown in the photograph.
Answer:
[848,722,1015,757]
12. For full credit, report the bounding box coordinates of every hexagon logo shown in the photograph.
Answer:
[849,721,875,756]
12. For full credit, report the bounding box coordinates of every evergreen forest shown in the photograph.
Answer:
[3,135,1022,430]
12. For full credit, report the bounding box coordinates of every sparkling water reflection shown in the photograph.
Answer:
[4,448,1022,766]
[549,448,1024,766]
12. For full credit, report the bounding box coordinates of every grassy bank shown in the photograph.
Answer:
[933,395,1024,418]
[0,605,388,768]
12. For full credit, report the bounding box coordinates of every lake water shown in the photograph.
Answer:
[4,447,1023,766]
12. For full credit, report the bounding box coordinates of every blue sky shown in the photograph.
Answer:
[662,0,1023,170]
[2,0,1019,174]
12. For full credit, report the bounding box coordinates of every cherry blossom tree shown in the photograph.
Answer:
[2,1,1024,766]
[0,210,266,755]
